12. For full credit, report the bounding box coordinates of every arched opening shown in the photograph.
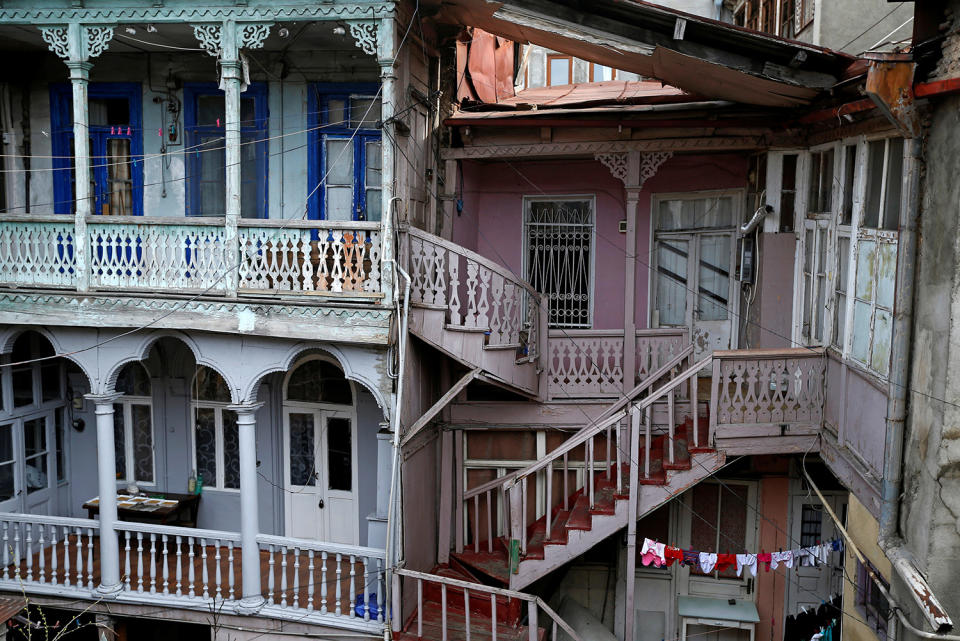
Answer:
[281,355,359,545]
[190,366,240,492]
[0,331,73,516]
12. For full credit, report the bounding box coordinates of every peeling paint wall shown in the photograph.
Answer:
[900,77,960,633]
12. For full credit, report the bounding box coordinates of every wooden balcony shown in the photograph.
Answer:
[0,513,387,632]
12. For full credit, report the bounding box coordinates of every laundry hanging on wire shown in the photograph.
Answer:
[639,537,843,575]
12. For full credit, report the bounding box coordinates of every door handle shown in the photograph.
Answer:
[318,499,325,509]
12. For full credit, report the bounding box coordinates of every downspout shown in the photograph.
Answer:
[878,138,954,634]
[385,202,410,638]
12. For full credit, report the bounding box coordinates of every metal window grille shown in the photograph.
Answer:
[524,198,593,328]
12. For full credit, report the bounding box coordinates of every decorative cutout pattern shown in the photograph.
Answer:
[40,26,70,59]
[0,221,77,288]
[548,332,624,398]
[237,226,382,294]
[639,151,673,189]
[595,152,629,185]
[192,23,222,56]
[636,329,688,380]
[88,223,229,292]
[405,227,540,358]
[85,26,113,58]
[348,20,378,56]
[445,138,756,160]
[238,23,271,49]
[714,353,825,428]
[2,4,391,23]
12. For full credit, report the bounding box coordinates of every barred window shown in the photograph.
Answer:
[523,197,594,328]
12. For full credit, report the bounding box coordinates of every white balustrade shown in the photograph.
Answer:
[88,219,229,292]
[238,221,382,295]
[405,227,542,359]
[547,329,688,399]
[0,514,98,593]
[0,217,78,288]
[257,534,386,622]
[0,217,385,299]
[711,348,826,431]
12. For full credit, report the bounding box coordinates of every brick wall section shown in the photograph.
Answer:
[932,6,960,80]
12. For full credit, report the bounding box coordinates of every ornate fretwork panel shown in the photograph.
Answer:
[40,24,113,60]
[238,23,271,49]
[348,20,379,56]
[192,23,222,56]
[640,151,673,188]
[595,152,629,185]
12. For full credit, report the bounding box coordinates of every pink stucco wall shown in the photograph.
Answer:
[454,154,749,330]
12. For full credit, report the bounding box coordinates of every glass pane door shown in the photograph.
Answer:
[655,238,689,326]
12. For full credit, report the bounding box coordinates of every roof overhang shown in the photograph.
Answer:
[438,0,856,107]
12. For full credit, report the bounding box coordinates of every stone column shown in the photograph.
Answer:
[86,393,123,593]
[228,402,264,609]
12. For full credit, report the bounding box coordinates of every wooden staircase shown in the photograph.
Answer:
[453,411,726,590]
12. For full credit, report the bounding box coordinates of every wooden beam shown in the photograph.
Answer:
[401,368,480,446]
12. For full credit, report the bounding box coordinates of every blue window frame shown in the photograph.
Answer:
[307,84,382,222]
[50,83,144,216]
[183,83,268,218]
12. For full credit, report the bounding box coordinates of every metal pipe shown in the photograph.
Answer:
[880,136,922,546]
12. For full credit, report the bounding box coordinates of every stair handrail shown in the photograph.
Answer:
[404,226,541,299]
[509,351,708,486]
[393,568,584,641]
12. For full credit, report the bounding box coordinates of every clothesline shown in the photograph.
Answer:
[639,537,844,576]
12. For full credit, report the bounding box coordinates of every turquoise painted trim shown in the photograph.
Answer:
[0,3,394,23]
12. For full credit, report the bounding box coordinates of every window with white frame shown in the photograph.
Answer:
[850,138,903,376]
[779,136,903,376]
[523,197,594,328]
[112,362,154,485]
[191,366,239,491]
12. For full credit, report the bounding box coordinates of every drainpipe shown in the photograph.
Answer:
[877,138,954,634]
[385,210,410,637]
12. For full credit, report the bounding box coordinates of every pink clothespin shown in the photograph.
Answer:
[110,126,115,134]
[216,118,221,127]
[126,126,131,135]
[158,127,163,137]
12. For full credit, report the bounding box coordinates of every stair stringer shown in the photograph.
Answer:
[508,450,727,590]
[409,305,540,396]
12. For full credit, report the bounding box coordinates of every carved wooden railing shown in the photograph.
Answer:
[458,345,702,555]
[0,216,384,299]
[547,328,689,399]
[393,568,583,641]
[710,347,826,433]
[403,227,546,361]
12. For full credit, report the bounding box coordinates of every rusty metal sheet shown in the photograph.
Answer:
[463,28,516,104]
[651,47,819,107]
[498,80,687,108]
[865,59,919,138]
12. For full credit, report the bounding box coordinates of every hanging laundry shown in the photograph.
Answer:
[699,552,717,573]
[771,549,794,569]
[640,538,666,567]
[816,544,830,565]
[757,552,772,571]
[664,546,683,567]
[715,553,736,573]
[681,549,700,569]
[736,553,758,577]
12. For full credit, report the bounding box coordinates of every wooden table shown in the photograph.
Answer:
[82,492,200,528]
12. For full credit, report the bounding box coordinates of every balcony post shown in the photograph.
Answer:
[220,20,242,297]
[623,177,642,389]
[228,402,265,610]
[378,16,397,305]
[39,24,114,292]
[86,392,123,594]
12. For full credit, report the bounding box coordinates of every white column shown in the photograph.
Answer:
[623,183,641,389]
[220,20,241,296]
[86,393,123,593]
[67,55,92,291]
[228,402,264,609]
[378,17,397,306]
